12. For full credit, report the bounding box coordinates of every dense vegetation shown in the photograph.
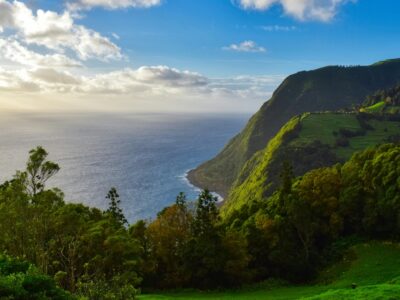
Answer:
[0,147,141,299]
[189,58,400,196]
[0,142,399,298]
[133,143,400,294]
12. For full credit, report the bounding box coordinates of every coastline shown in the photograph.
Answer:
[182,169,224,203]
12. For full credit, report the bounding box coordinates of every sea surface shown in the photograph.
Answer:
[0,112,249,222]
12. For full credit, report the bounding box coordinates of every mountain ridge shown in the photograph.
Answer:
[189,59,400,197]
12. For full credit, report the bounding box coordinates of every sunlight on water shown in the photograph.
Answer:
[0,112,248,222]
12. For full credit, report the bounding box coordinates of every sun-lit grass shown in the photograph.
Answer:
[338,119,400,158]
[294,113,360,147]
[361,101,386,113]
[139,242,400,300]
[291,113,400,159]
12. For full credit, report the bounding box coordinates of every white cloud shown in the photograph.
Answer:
[237,0,354,22]
[0,0,121,61]
[0,64,284,104]
[78,66,209,95]
[0,65,208,94]
[0,38,82,67]
[30,68,81,85]
[223,40,266,53]
[67,0,162,10]
[261,25,297,31]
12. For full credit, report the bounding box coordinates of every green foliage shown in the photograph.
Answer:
[2,142,400,298]
[225,144,400,283]
[134,191,250,290]
[0,147,141,299]
[0,254,73,300]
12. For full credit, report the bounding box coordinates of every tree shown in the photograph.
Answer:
[145,193,193,288]
[192,190,219,237]
[106,187,127,226]
[26,146,60,197]
[175,192,187,208]
[182,190,225,288]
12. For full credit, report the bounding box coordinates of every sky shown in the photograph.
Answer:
[0,0,400,113]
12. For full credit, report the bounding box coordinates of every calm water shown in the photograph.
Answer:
[0,112,248,222]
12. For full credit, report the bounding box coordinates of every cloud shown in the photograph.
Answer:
[210,74,284,99]
[79,66,209,94]
[0,0,14,32]
[261,25,297,31]
[223,40,266,53]
[0,0,121,61]
[237,0,354,22]
[30,68,81,85]
[0,63,286,112]
[0,64,284,101]
[67,0,162,11]
[0,65,208,94]
[0,38,82,67]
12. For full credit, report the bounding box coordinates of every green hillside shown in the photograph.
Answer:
[225,112,400,215]
[140,242,400,300]
[189,59,400,197]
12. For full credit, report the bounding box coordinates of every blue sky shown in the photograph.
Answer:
[0,0,399,112]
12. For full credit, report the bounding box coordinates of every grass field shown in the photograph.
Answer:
[292,113,400,159]
[140,242,400,300]
[294,113,360,146]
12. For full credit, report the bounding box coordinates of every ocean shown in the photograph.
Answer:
[0,112,249,222]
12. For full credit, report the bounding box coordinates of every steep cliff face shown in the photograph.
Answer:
[224,112,400,216]
[188,59,400,196]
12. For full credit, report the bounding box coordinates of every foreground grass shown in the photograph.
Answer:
[140,242,400,300]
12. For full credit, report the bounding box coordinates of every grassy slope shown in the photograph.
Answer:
[225,113,400,216]
[140,242,400,300]
[293,113,400,159]
[361,101,386,113]
[189,59,400,196]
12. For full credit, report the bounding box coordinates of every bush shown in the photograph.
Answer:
[0,255,74,300]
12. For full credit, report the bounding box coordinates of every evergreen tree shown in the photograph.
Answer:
[175,192,187,208]
[192,190,219,237]
[106,187,128,225]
